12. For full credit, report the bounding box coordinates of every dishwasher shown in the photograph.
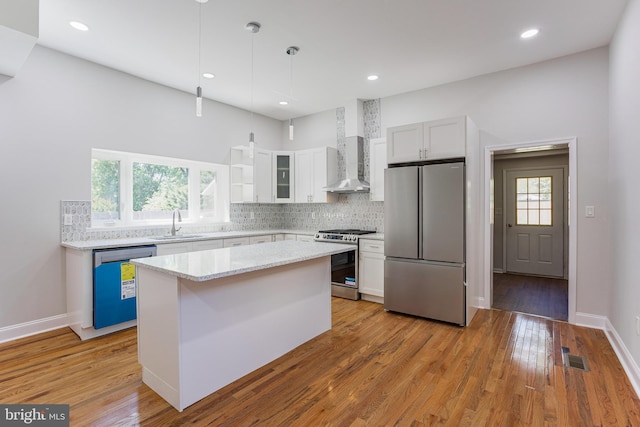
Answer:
[93,245,157,329]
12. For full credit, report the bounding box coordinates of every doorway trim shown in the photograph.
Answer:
[483,137,577,324]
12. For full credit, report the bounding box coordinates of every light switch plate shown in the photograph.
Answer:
[585,206,595,218]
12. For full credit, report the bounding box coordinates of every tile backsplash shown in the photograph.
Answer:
[280,194,383,231]
[60,201,92,242]
[61,200,230,242]
[230,194,384,232]
[62,99,384,242]
[62,198,383,242]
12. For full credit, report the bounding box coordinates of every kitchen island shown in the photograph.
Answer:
[131,240,354,412]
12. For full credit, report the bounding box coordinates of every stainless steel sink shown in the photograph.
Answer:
[150,234,203,240]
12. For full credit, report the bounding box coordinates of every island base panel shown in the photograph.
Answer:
[137,256,332,411]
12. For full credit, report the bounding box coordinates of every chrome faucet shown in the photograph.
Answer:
[170,209,182,236]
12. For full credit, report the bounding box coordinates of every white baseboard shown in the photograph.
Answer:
[604,318,640,399]
[0,314,69,344]
[574,312,608,329]
[572,312,640,399]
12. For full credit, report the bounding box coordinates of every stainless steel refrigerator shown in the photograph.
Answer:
[384,161,465,326]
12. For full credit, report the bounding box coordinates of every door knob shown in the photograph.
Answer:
[508,224,513,228]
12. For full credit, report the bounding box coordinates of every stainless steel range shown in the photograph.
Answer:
[314,229,376,300]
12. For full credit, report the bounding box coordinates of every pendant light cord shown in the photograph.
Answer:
[250,32,254,134]
[198,2,202,87]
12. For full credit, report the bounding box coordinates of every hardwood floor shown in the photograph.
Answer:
[1,298,638,426]
[493,272,569,321]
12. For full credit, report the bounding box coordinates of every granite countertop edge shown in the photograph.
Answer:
[62,229,384,250]
[61,229,318,250]
[130,241,357,281]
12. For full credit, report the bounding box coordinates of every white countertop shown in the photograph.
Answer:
[61,229,383,250]
[131,240,356,282]
[61,229,316,250]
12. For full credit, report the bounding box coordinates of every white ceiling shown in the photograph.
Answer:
[37,0,628,121]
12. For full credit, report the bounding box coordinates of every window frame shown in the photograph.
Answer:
[515,175,553,226]
[91,149,229,228]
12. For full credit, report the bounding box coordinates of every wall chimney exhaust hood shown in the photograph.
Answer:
[324,136,370,193]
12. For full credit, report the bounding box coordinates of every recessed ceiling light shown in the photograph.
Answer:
[202,73,215,79]
[367,75,379,81]
[279,101,289,105]
[69,21,89,31]
[520,28,539,39]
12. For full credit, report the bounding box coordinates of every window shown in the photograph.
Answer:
[91,149,229,227]
[516,176,552,226]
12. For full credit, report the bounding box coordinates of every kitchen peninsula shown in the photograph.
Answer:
[131,240,355,411]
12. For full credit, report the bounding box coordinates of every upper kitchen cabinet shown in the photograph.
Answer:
[273,151,295,203]
[230,146,253,203]
[387,116,466,164]
[253,148,272,203]
[386,123,423,164]
[369,138,387,201]
[230,146,272,203]
[294,147,338,203]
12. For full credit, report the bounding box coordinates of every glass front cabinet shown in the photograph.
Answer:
[273,151,295,203]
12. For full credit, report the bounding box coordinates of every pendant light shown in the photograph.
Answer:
[286,46,299,141]
[195,0,208,117]
[246,22,261,157]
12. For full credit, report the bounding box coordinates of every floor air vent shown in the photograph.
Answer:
[561,346,590,371]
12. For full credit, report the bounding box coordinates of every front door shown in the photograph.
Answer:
[505,168,564,277]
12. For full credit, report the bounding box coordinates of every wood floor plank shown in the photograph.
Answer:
[493,272,568,321]
[1,298,639,426]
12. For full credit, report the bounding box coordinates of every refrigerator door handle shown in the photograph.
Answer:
[417,167,424,260]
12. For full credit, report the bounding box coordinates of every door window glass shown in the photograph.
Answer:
[516,176,552,225]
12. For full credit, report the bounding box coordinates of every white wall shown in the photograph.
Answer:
[0,45,282,329]
[381,47,611,318]
[609,0,640,368]
[281,108,337,151]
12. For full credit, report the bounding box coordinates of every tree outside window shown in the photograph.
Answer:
[91,149,228,227]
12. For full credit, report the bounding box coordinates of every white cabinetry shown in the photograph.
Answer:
[253,148,273,203]
[387,123,423,164]
[369,138,387,201]
[192,240,224,251]
[223,237,251,247]
[249,235,272,244]
[230,146,254,203]
[156,242,193,256]
[273,151,295,203]
[230,146,272,203]
[156,239,224,256]
[232,146,338,204]
[387,116,466,164]
[295,147,338,203]
[358,238,385,303]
